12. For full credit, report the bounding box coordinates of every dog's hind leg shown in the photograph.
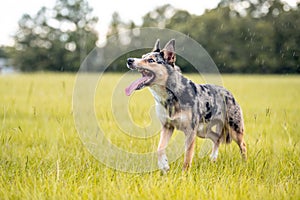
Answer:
[157,125,174,173]
[227,107,247,160]
[206,120,223,162]
[236,132,247,160]
[230,128,247,160]
[183,131,196,171]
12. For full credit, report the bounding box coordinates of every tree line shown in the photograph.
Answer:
[1,0,299,73]
[108,0,300,73]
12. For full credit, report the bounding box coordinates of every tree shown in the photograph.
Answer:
[142,4,175,28]
[166,10,192,35]
[0,47,7,58]
[12,0,98,71]
[274,6,300,73]
[164,0,300,73]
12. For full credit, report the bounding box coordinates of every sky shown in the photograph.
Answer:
[0,0,298,46]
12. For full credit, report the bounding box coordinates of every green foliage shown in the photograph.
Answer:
[7,0,300,73]
[0,47,7,58]
[142,4,175,28]
[0,73,299,199]
[165,0,300,73]
[273,8,300,73]
[12,0,98,72]
[108,0,300,73]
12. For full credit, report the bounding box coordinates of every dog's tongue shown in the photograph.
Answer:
[125,76,148,96]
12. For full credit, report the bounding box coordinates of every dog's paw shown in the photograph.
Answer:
[158,155,170,174]
[210,150,219,162]
[160,167,169,175]
[210,154,218,162]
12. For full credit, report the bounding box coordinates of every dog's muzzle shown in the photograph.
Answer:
[127,58,135,69]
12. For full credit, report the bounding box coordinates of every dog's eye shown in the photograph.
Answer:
[148,58,155,63]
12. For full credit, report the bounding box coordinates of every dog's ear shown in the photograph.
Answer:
[161,39,176,66]
[152,39,160,52]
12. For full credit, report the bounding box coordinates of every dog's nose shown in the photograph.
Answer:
[127,58,134,66]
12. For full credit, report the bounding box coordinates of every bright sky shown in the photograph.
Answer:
[0,0,298,46]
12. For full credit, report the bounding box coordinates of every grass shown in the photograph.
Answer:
[0,73,299,199]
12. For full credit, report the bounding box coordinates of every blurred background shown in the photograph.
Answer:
[0,0,299,74]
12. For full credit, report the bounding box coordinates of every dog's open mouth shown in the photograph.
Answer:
[125,68,155,96]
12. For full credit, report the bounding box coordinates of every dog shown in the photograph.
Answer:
[125,39,247,173]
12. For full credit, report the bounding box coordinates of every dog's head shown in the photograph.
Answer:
[125,39,180,96]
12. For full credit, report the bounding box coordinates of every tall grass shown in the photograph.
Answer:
[0,73,299,199]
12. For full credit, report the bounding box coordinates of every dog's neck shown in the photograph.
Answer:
[149,70,182,105]
[149,85,170,104]
[150,70,198,111]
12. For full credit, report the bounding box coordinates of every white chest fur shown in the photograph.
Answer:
[149,86,191,129]
[149,86,168,124]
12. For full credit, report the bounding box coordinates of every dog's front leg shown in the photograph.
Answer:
[157,125,174,174]
[183,131,196,171]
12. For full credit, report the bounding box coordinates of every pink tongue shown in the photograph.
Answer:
[125,76,149,96]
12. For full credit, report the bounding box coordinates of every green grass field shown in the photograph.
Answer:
[0,73,299,199]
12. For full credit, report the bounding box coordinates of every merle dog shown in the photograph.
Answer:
[125,39,247,173]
